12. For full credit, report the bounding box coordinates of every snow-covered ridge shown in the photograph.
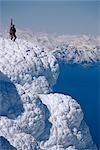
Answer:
[0,37,97,149]
[0,38,59,86]
[3,29,100,65]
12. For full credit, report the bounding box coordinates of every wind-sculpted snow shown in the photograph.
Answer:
[0,37,97,150]
[5,30,100,65]
[0,118,39,150]
[39,94,97,150]
[0,38,59,86]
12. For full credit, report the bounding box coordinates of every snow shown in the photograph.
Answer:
[0,38,59,86]
[39,94,96,150]
[0,36,98,149]
[53,44,100,65]
[4,30,100,65]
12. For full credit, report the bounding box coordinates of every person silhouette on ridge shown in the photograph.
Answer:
[9,19,17,41]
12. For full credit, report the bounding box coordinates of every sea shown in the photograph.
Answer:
[53,63,100,148]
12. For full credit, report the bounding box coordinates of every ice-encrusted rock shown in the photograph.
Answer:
[16,76,52,95]
[0,93,97,150]
[0,119,38,150]
[0,37,97,150]
[4,30,100,65]
[16,94,46,138]
[39,94,97,150]
[0,38,59,86]
[0,93,46,137]
[12,133,38,150]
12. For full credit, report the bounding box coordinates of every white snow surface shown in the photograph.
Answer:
[3,29,100,65]
[0,37,98,150]
[0,38,59,86]
[4,29,100,65]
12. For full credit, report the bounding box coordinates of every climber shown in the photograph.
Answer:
[9,19,17,41]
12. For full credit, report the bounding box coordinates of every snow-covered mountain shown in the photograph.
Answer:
[3,29,100,65]
[0,37,98,150]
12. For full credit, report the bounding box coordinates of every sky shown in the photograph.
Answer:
[0,0,99,35]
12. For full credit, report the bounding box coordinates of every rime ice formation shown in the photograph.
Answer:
[0,38,59,86]
[39,94,96,150]
[5,30,100,65]
[0,37,97,150]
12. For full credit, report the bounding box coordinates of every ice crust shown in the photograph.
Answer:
[0,37,98,150]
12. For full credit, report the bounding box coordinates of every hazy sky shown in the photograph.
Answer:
[0,0,99,35]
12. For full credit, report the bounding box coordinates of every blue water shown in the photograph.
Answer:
[53,63,100,148]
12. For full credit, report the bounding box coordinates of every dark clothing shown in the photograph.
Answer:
[10,26,17,41]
